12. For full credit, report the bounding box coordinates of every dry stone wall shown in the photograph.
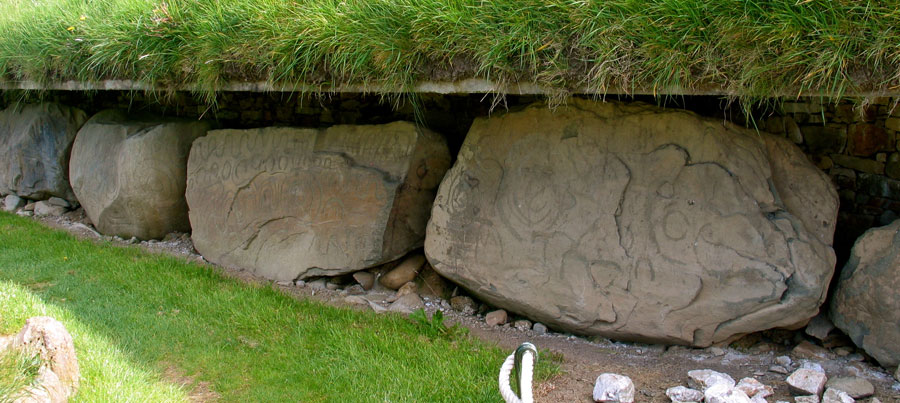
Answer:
[760,98,900,264]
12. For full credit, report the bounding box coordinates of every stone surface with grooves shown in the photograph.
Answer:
[425,100,838,346]
[70,110,210,239]
[186,123,450,281]
[0,103,87,202]
[830,219,900,368]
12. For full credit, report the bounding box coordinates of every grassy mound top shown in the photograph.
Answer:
[0,0,898,101]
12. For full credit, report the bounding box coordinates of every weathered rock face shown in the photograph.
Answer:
[186,123,450,281]
[0,103,87,202]
[12,316,80,402]
[830,219,900,367]
[69,110,210,240]
[425,100,838,346]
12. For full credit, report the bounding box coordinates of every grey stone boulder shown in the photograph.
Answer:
[485,309,507,326]
[787,368,827,396]
[822,388,854,403]
[704,383,751,403]
[425,99,838,346]
[380,254,425,289]
[0,103,87,202]
[388,293,425,314]
[353,271,376,290]
[33,200,67,216]
[688,369,735,391]
[830,219,900,367]
[824,377,873,399]
[186,123,451,281]
[592,373,635,402]
[3,194,24,212]
[69,110,210,240]
[665,385,703,402]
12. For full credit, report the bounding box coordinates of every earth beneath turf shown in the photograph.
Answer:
[36,209,900,403]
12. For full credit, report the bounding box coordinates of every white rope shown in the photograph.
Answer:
[498,347,535,403]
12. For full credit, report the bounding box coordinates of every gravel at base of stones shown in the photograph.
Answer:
[17,210,900,403]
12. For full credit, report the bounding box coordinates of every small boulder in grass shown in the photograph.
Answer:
[822,388,854,403]
[736,377,774,399]
[787,368,827,396]
[665,385,703,402]
[485,309,507,326]
[688,369,736,391]
[593,373,634,403]
[704,383,751,403]
[12,317,80,402]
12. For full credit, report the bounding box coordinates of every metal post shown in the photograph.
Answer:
[513,342,538,398]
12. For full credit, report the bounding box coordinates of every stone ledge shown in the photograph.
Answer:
[3,78,898,97]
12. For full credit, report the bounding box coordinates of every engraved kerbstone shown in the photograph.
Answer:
[186,123,450,281]
[0,103,87,202]
[425,99,838,346]
[830,219,900,367]
[70,110,210,239]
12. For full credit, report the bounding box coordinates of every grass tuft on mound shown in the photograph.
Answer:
[0,347,43,402]
[0,0,898,103]
[0,212,556,402]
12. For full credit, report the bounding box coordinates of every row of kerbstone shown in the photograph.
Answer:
[4,101,897,362]
[0,102,449,279]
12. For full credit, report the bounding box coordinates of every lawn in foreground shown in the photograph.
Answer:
[0,212,535,402]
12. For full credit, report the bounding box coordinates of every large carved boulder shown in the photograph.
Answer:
[830,219,900,367]
[69,111,210,240]
[0,103,87,202]
[186,123,450,281]
[425,100,838,346]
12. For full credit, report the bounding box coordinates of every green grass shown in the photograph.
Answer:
[0,0,897,104]
[0,347,43,402]
[0,211,557,402]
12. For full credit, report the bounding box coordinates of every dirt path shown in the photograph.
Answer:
[33,210,900,402]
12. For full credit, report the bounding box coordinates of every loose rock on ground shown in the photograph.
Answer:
[787,367,828,396]
[592,373,634,403]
